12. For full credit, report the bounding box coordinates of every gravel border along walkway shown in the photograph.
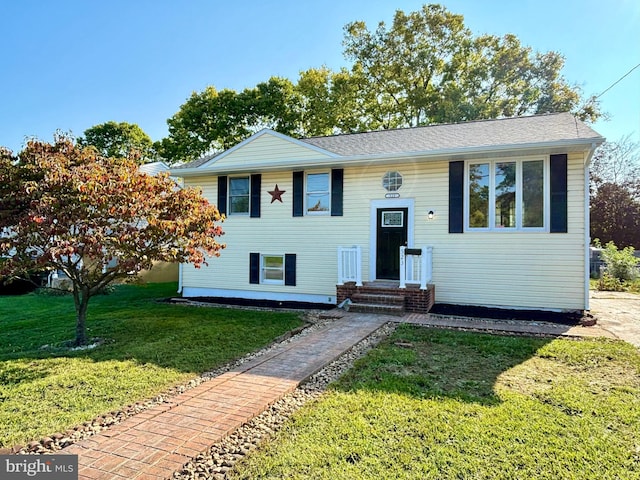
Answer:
[11,293,632,468]
[172,322,397,480]
[9,311,339,455]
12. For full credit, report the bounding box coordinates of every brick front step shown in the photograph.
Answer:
[337,283,435,314]
[349,302,405,316]
[351,293,405,306]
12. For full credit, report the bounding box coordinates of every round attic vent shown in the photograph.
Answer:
[382,171,403,191]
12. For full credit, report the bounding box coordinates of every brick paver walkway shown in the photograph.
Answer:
[61,315,387,480]
[60,302,628,480]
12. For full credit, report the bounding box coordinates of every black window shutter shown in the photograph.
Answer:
[292,171,304,217]
[250,174,261,218]
[285,254,296,286]
[550,154,568,233]
[449,161,464,233]
[217,176,228,215]
[249,253,260,284]
[331,169,344,217]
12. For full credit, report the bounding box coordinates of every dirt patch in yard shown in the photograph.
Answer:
[589,291,640,347]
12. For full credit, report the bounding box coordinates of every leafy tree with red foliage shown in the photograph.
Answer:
[590,182,640,249]
[590,135,640,249]
[0,135,225,345]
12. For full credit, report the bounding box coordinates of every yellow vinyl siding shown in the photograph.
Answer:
[419,152,586,310]
[183,172,354,300]
[183,151,587,311]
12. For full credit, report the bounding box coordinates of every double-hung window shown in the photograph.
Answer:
[229,176,250,215]
[305,172,330,214]
[466,158,547,231]
[292,169,343,217]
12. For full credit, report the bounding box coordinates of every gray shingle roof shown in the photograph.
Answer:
[174,152,221,169]
[300,113,603,156]
[176,113,603,169]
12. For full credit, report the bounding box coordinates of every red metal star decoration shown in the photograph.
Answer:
[268,184,286,203]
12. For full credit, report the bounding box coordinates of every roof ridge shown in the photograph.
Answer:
[300,112,571,142]
[173,112,602,171]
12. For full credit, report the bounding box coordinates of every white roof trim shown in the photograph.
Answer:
[195,129,339,169]
[174,137,603,177]
[139,161,170,173]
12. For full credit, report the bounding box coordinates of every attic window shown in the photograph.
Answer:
[382,171,402,191]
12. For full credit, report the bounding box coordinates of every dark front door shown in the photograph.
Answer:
[376,208,408,280]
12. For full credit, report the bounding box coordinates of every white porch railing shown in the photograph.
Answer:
[337,246,363,286]
[399,246,433,290]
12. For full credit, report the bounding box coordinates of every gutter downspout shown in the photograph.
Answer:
[584,142,598,311]
[177,263,183,294]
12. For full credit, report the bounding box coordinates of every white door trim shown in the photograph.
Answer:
[369,198,415,281]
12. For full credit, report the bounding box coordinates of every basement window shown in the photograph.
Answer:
[261,255,284,285]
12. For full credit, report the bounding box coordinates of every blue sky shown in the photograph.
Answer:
[1,0,639,154]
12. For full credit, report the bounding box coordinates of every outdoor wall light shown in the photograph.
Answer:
[427,210,435,220]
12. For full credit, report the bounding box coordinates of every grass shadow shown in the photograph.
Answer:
[0,362,52,385]
[0,282,304,373]
[331,325,553,405]
[0,282,306,447]
[229,328,640,480]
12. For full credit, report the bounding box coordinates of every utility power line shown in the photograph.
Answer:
[595,62,640,99]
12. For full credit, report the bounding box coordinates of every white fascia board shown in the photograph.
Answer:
[583,142,600,167]
[175,137,605,177]
[139,160,170,173]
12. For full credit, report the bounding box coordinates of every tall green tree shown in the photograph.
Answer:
[156,78,302,164]
[156,3,601,164]
[296,67,366,136]
[250,77,303,135]
[79,121,154,162]
[343,4,471,128]
[342,4,599,128]
[155,87,250,164]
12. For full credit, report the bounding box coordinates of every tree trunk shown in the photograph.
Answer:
[72,287,90,346]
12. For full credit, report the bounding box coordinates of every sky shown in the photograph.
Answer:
[1,0,639,154]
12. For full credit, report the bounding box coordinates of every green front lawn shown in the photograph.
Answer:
[231,326,640,480]
[0,283,303,447]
